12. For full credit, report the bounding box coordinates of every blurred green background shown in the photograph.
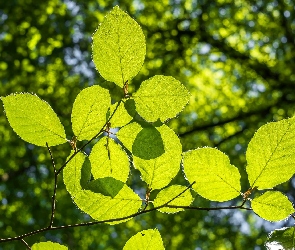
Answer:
[1,0,295,249]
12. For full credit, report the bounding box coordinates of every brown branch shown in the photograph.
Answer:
[19,239,31,249]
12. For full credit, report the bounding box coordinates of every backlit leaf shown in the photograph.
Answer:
[1,93,66,147]
[123,229,165,250]
[133,75,190,122]
[32,242,68,250]
[92,6,146,87]
[71,85,111,141]
[153,185,193,214]
[246,116,295,189]
[117,123,182,189]
[266,227,295,250]
[109,101,133,128]
[63,151,141,224]
[89,137,130,182]
[183,148,241,202]
[251,191,295,222]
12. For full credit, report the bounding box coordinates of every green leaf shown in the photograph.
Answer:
[71,85,111,141]
[123,229,165,250]
[63,151,141,224]
[32,241,68,250]
[86,177,125,198]
[251,191,295,222]
[117,123,182,189]
[109,101,133,128]
[1,93,66,147]
[89,137,130,182]
[92,6,146,87]
[182,148,241,202]
[133,75,190,122]
[266,227,295,250]
[153,185,193,214]
[246,117,295,189]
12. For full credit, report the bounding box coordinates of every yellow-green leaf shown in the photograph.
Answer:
[71,85,110,141]
[246,116,295,189]
[133,75,190,122]
[251,191,295,222]
[92,6,146,87]
[109,101,133,128]
[32,242,68,250]
[123,229,165,250]
[63,151,141,224]
[89,137,130,182]
[153,185,193,214]
[183,148,241,202]
[117,123,182,190]
[1,93,66,147]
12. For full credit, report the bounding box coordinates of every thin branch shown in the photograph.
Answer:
[165,205,252,211]
[46,142,57,228]
[19,239,31,249]
[56,100,122,176]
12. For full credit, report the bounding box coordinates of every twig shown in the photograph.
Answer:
[19,239,31,249]
[46,142,57,228]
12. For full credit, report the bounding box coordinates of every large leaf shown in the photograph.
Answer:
[63,151,141,224]
[32,242,68,250]
[246,116,295,189]
[266,227,295,250]
[1,93,66,146]
[153,185,193,214]
[71,85,111,141]
[251,191,295,222]
[117,123,182,190]
[89,137,130,182]
[92,6,146,87]
[123,229,165,250]
[182,148,241,202]
[133,75,190,122]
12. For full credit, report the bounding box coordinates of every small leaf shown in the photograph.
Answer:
[86,177,124,198]
[246,116,295,189]
[118,123,182,190]
[109,101,133,128]
[266,227,295,250]
[133,75,190,122]
[1,93,66,146]
[92,6,146,87]
[153,185,193,214]
[251,191,295,222]
[32,241,68,250]
[63,151,141,224]
[89,137,130,182]
[123,229,165,250]
[71,85,111,141]
[183,148,241,202]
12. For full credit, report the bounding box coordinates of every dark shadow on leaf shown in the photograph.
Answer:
[132,125,165,159]
[124,98,137,117]
[86,177,124,198]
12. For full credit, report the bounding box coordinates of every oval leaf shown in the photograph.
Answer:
[183,148,241,202]
[123,229,165,250]
[32,242,68,250]
[1,93,66,146]
[117,123,182,190]
[89,137,130,182]
[246,116,295,189]
[71,85,111,141]
[133,75,190,122]
[266,227,295,250]
[153,185,193,214]
[251,191,295,222]
[63,151,141,224]
[92,6,146,87]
